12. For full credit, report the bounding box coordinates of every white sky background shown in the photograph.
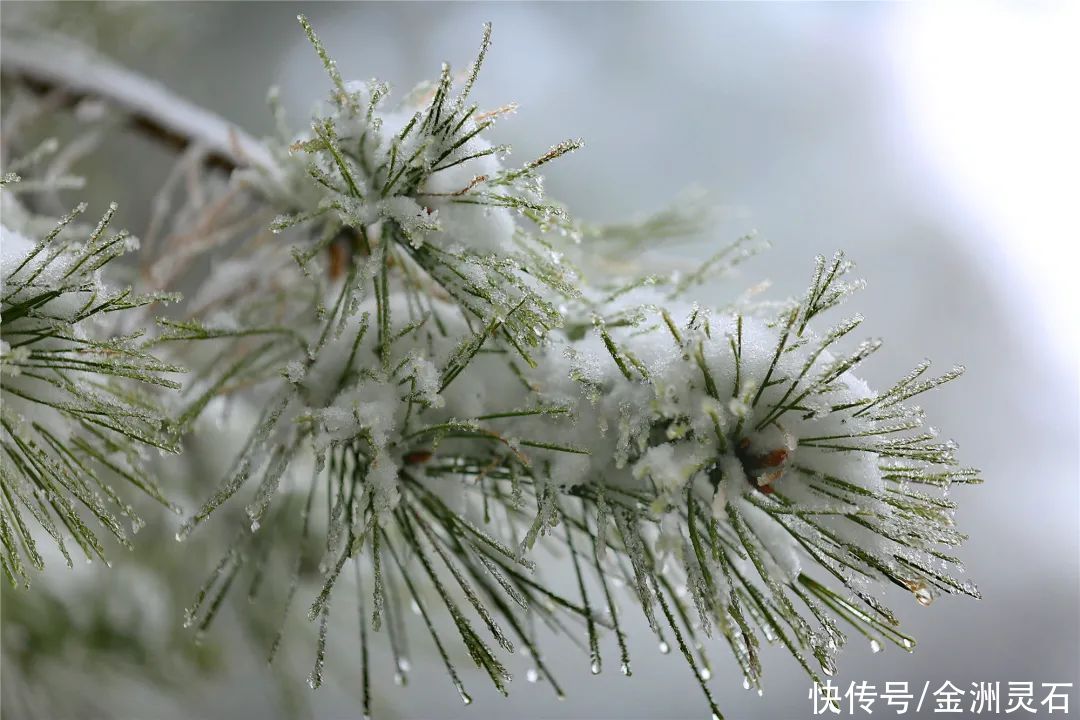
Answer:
[889,1,1080,375]
[3,2,1077,718]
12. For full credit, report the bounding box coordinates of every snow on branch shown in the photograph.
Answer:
[1,31,273,173]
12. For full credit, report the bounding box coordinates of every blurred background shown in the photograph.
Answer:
[2,2,1077,718]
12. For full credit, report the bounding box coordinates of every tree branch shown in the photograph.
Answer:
[0,32,275,175]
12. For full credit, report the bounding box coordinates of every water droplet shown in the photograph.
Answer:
[526,668,540,683]
[393,671,407,686]
[757,688,763,697]
[250,519,260,532]
[914,586,934,607]
[901,637,915,651]
[870,639,882,654]
[742,677,750,690]
[590,660,601,675]
[410,600,422,615]
[620,662,631,676]
[459,691,472,706]
[397,657,411,672]
[699,667,712,681]
[658,641,670,655]
[307,673,319,690]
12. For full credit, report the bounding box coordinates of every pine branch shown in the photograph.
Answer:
[0,16,982,719]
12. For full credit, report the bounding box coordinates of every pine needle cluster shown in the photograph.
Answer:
[1,150,183,587]
[0,16,981,719]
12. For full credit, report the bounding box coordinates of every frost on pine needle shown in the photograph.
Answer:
[2,17,982,719]
[246,16,582,372]
[0,158,185,586]
[149,19,984,719]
